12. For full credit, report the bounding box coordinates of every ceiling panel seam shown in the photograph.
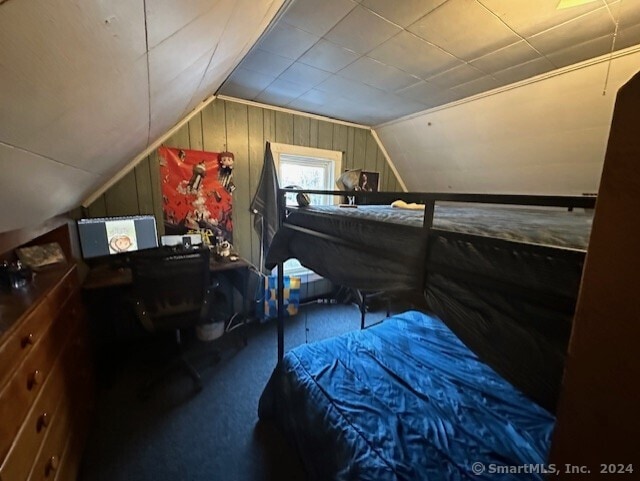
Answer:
[474,0,557,70]
[82,94,217,207]
[375,42,640,129]
[0,140,97,175]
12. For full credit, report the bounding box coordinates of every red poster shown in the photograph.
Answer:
[158,146,234,244]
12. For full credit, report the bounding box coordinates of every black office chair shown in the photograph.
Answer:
[130,246,216,395]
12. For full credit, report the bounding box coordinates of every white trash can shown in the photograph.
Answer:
[196,321,225,341]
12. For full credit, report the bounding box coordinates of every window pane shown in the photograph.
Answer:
[280,162,329,206]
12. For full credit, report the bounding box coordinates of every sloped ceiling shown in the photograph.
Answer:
[220,0,640,126]
[2,0,640,235]
[0,0,286,233]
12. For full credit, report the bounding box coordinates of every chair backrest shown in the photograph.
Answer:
[130,246,212,332]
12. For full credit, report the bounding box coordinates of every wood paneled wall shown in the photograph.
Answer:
[85,99,401,269]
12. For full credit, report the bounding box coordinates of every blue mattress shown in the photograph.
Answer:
[258,311,555,480]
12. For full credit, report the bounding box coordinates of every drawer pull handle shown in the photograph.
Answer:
[21,333,35,348]
[28,369,43,390]
[46,455,59,476]
[37,412,50,431]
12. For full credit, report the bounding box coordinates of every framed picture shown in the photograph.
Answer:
[358,171,379,192]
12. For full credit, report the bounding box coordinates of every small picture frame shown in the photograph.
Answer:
[16,242,67,271]
[358,171,379,192]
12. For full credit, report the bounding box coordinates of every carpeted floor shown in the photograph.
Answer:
[78,302,397,481]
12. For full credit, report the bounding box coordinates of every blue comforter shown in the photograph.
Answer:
[258,311,555,480]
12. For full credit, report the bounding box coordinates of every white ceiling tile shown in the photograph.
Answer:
[148,8,223,95]
[395,80,463,109]
[200,0,282,90]
[615,23,640,50]
[288,88,338,110]
[298,39,360,72]
[149,48,213,142]
[527,6,616,56]
[0,0,146,99]
[0,62,68,147]
[419,89,467,109]
[545,34,615,69]
[408,0,522,60]
[21,57,149,174]
[316,74,386,103]
[492,56,556,85]
[367,31,463,79]
[427,64,486,88]
[221,67,277,98]
[396,80,443,103]
[279,62,333,87]
[220,82,264,100]
[0,144,100,233]
[281,0,357,36]
[360,0,447,27]
[469,41,543,74]
[616,0,640,29]
[257,77,311,100]
[145,0,217,49]
[450,75,501,97]
[338,57,420,92]
[258,22,321,59]
[480,0,607,38]
[324,5,402,54]
[240,49,296,78]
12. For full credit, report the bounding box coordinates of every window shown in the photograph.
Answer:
[270,143,343,276]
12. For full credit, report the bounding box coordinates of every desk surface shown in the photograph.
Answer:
[83,257,251,290]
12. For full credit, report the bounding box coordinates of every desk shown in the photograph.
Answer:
[83,257,251,290]
[82,256,253,384]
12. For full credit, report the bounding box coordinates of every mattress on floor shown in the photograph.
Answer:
[258,310,555,481]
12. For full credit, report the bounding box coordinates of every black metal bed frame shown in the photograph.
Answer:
[274,188,596,361]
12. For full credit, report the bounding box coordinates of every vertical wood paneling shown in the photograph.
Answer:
[104,170,139,216]
[364,135,378,173]
[317,121,333,150]
[248,106,265,266]
[225,102,250,258]
[353,128,367,168]
[134,157,154,214]
[309,118,319,148]
[293,115,310,147]
[275,111,293,144]
[87,195,107,217]
[264,109,275,144]
[188,113,204,151]
[88,98,401,267]
[167,123,190,149]
[202,101,226,152]
[333,124,349,170]
[148,150,165,236]
[346,127,355,170]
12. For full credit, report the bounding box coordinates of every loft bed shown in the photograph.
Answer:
[258,310,556,481]
[264,190,596,412]
[258,190,594,479]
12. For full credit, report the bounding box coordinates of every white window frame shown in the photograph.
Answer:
[269,143,343,277]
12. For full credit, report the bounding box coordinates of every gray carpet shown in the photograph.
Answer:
[78,302,396,481]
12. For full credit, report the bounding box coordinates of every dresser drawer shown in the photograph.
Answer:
[0,348,69,481]
[0,298,80,461]
[26,390,73,481]
[27,320,88,481]
[0,266,78,391]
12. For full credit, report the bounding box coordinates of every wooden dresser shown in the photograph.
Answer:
[0,220,94,481]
